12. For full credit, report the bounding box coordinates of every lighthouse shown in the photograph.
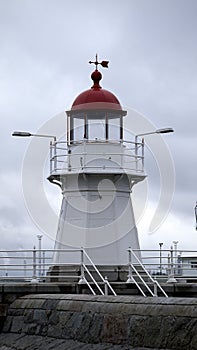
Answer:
[48,56,145,275]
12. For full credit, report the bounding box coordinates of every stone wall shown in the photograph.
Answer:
[0,294,197,349]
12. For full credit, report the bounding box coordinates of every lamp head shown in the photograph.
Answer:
[156,128,174,134]
[12,131,32,137]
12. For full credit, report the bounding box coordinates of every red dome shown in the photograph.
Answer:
[71,69,122,111]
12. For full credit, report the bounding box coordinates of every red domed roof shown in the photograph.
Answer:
[71,69,122,111]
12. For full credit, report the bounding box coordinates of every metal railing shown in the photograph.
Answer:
[79,249,116,296]
[0,248,116,296]
[127,248,168,297]
[126,248,197,284]
[1,247,197,292]
[49,139,145,175]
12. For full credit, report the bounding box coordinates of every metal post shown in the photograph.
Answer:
[126,248,134,283]
[167,246,177,283]
[167,253,170,276]
[78,248,86,284]
[142,137,145,170]
[37,235,42,280]
[153,278,158,297]
[54,140,57,171]
[104,276,108,295]
[42,251,45,277]
[159,242,163,275]
[177,253,182,276]
[120,140,123,168]
[31,246,38,283]
[135,136,138,171]
[50,141,52,174]
[24,259,27,280]
[68,148,71,171]
[173,241,178,275]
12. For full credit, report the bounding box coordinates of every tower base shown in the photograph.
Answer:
[47,264,129,283]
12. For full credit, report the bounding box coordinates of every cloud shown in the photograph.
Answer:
[0,0,196,251]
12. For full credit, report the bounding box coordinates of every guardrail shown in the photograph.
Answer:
[0,247,197,287]
[49,139,145,175]
[128,248,197,283]
[127,248,168,297]
[0,248,116,296]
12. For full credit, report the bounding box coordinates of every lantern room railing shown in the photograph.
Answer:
[49,139,145,176]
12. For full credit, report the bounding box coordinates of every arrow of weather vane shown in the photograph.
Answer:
[89,54,109,69]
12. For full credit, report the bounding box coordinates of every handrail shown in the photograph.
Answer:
[127,248,168,298]
[1,247,197,290]
[83,264,104,295]
[130,263,154,297]
[127,274,146,297]
[82,249,117,296]
[80,276,97,296]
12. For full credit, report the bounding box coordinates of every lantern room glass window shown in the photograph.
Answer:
[69,111,123,143]
[107,113,122,140]
[87,112,106,140]
[70,113,85,141]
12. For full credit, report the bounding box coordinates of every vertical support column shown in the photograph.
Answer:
[173,241,178,275]
[120,116,123,140]
[142,138,145,171]
[37,235,43,280]
[67,112,70,146]
[126,248,134,283]
[135,136,138,172]
[42,251,45,277]
[105,112,108,140]
[104,276,109,295]
[159,242,163,275]
[78,248,86,284]
[70,115,74,143]
[24,259,27,280]
[167,246,177,283]
[153,278,158,297]
[54,140,57,172]
[31,246,38,283]
[84,113,88,140]
[50,141,52,174]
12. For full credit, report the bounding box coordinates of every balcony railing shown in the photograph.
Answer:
[49,139,145,176]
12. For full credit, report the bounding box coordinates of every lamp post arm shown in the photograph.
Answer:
[134,127,174,173]
[30,134,56,142]
[12,131,56,143]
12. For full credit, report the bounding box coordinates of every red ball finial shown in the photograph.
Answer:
[91,70,102,89]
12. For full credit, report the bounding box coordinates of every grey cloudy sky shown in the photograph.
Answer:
[0,0,197,252]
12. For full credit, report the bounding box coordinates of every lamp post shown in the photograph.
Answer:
[195,202,197,230]
[135,127,174,151]
[159,242,163,275]
[12,130,57,174]
[135,127,174,171]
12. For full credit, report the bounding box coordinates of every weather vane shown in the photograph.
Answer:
[89,54,109,70]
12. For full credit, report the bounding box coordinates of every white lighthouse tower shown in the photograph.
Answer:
[48,56,145,276]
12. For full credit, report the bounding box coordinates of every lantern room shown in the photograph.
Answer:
[66,64,127,145]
